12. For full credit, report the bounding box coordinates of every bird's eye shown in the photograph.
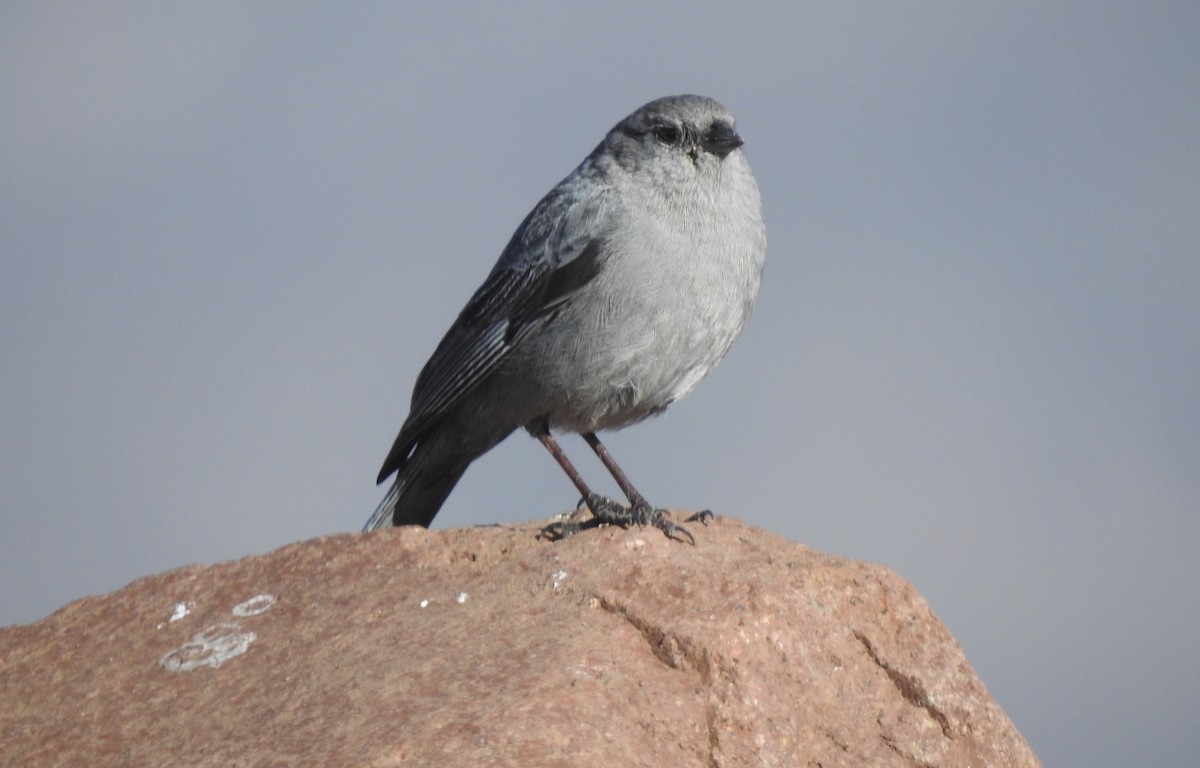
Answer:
[653,125,681,146]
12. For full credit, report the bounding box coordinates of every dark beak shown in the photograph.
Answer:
[701,121,743,159]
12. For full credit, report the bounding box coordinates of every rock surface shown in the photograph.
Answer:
[0,514,1039,767]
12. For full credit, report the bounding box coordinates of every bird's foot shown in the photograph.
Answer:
[540,494,702,544]
[539,513,603,541]
[685,509,714,525]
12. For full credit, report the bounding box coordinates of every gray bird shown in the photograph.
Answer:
[364,94,765,541]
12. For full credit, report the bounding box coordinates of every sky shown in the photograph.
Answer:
[2,3,1197,765]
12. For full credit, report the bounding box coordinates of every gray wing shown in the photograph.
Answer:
[377,183,612,483]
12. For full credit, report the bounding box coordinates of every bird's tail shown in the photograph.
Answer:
[362,481,402,532]
[362,462,469,532]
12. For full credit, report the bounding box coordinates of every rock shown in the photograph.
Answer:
[0,515,1039,767]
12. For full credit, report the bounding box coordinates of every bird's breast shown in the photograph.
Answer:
[514,201,763,433]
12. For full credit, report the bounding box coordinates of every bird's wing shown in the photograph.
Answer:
[377,185,612,483]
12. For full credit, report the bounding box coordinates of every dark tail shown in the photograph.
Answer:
[362,463,469,531]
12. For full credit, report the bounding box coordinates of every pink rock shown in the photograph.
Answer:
[0,515,1040,767]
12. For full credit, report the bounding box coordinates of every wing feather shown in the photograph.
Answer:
[377,184,612,483]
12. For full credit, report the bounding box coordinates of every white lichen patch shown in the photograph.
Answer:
[158,594,277,671]
[551,570,569,590]
[159,623,256,672]
[156,601,194,629]
[231,593,276,617]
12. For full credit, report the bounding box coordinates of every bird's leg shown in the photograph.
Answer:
[530,421,612,539]
[581,431,698,544]
[581,431,647,508]
[529,422,693,543]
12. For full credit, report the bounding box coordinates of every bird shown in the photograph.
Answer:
[363,94,766,542]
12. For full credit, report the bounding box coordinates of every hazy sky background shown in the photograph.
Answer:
[2,3,1197,765]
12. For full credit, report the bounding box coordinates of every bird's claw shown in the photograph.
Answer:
[685,509,714,525]
[539,519,586,541]
[541,496,707,544]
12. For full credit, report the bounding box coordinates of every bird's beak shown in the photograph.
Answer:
[701,122,744,159]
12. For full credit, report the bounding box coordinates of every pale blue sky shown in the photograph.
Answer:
[3,4,1197,765]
